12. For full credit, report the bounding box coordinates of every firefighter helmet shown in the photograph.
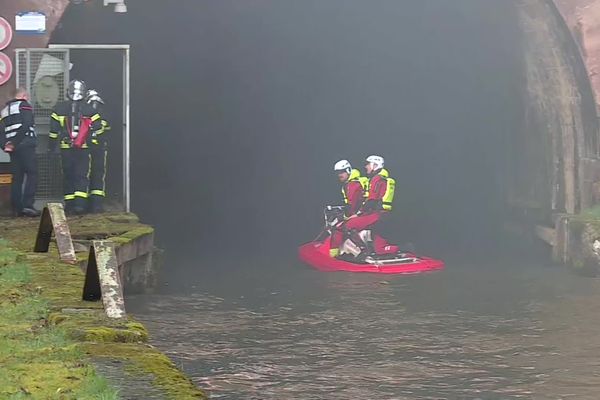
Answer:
[67,79,86,101]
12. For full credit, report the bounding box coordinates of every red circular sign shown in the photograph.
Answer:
[0,17,13,51]
[0,52,13,86]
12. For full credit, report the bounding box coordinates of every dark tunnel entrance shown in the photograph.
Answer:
[52,0,524,260]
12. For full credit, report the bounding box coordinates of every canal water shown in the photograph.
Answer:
[127,246,600,399]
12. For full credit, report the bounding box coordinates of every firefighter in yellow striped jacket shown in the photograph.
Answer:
[86,89,111,213]
[48,80,102,215]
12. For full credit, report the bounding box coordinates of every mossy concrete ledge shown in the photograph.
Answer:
[0,213,207,399]
[554,211,600,276]
[529,205,600,276]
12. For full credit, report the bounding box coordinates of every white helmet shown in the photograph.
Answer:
[67,79,86,101]
[86,89,104,105]
[365,155,384,170]
[86,89,105,111]
[334,159,352,174]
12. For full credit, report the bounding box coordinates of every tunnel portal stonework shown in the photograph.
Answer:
[514,0,600,217]
[555,0,600,112]
[513,0,600,269]
[2,0,600,267]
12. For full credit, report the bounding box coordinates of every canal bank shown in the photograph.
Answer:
[0,213,206,399]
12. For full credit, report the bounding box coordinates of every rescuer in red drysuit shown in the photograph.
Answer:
[329,159,368,257]
[330,155,395,258]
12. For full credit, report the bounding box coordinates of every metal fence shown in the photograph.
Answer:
[15,49,70,201]
[15,49,70,124]
[12,46,130,211]
[36,151,63,201]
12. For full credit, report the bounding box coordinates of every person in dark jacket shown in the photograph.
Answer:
[0,87,40,217]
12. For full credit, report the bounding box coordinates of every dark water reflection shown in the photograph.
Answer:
[127,254,600,399]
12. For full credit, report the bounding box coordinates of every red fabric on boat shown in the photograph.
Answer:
[298,236,444,274]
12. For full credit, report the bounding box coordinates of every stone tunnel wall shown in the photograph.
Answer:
[554,0,600,111]
[513,0,600,223]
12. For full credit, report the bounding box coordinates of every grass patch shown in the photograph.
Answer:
[0,241,119,399]
[0,214,206,399]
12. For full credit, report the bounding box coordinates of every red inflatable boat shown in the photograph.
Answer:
[298,206,444,274]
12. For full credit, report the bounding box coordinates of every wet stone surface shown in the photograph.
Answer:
[92,358,168,400]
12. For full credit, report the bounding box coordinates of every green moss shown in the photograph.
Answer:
[0,213,153,254]
[77,322,148,343]
[580,204,600,218]
[563,211,600,237]
[87,343,207,399]
[110,227,155,247]
[47,308,149,344]
[68,213,153,245]
[573,205,600,227]
[1,213,153,310]
[0,242,119,399]
[0,362,119,399]
[0,214,205,399]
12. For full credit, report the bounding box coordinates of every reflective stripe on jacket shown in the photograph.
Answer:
[0,99,35,147]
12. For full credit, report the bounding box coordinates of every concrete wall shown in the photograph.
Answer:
[0,0,69,103]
